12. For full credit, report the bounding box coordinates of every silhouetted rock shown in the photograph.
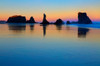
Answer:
[54,19,64,25]
[78,28,89,38]
[27,17,36,23]
[7,15,26,23]
[66,21,71,24]
[41,14,49,24]
[78,12,92,24]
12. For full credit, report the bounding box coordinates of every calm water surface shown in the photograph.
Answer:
[0,24,100,66]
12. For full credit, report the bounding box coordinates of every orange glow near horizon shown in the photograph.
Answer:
[0,7,100,22]
[0,12,100,22]
[0,0,100,22]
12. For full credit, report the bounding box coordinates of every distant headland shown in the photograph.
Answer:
[2,12,92,24]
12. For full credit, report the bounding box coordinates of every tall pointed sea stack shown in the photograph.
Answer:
[78,12,92,24]
[41,14,49,24]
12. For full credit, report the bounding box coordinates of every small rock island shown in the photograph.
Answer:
[26,17,36,23]
[54,19,64,25]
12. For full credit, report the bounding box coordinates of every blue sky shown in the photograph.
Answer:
[0,0,100,21]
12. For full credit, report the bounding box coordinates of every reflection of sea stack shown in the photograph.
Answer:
[27,17,36,23]
[78,12,92,24]
[54,19,64,25]
[8,24,26,33]
[41,14,49,24]
[30,24,34,30]
[56,25,62,30]
[43,25,46,36]
[78,28,89,38]
[42,24,48,36]
[7,15,26,23]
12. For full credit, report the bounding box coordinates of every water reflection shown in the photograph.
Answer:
[41,24,48,37]
[78,28,90,38]
[30,24,34,30]
[7,24,91,38]
[8,24,26,33]
[0,24,100,66]
[56,24,62,30]
[66,26,71,30]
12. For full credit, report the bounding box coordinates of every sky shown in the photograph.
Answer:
[0,0,100,22]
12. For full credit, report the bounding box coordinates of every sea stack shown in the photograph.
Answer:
[66,21,71,24]
[54,19,64,25]
[7,15,26,23]
[41,14,49,24]
[27,17,36,23]
[78,12,92,24]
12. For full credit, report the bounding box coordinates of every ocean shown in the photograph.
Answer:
[0,23,100,66]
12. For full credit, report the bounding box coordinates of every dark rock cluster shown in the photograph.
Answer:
[6,12,92,24]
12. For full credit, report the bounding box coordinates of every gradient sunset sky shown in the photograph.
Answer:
[0,0,100,22]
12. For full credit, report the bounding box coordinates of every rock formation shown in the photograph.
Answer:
[78,12,92,24]
[66,21,71,24]
[54,19,64,25]
[7,15,26,23]
[41,14,49,24]
[26,17,36,23]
